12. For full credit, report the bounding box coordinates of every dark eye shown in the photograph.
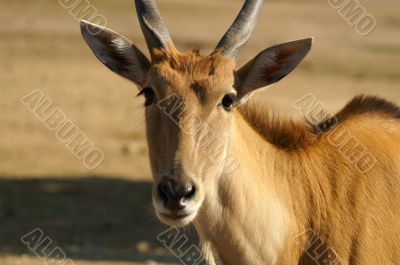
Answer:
[138,87,155,106]
[220,94,235,111]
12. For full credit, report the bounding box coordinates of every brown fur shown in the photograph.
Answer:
[148,50,400,265]
[228,95,400,265]
[238,95,400,150]
[336,95,400,120]
[81,24,400,264]
[152,48,230,77]
[200,94,399,265]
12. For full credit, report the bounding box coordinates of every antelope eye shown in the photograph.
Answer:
[220,94,235,111]
[138,87,155,106]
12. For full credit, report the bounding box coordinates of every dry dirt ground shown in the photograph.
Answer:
[0,0,399,264]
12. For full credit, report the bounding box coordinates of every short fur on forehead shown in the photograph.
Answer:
[152,47,236,78]
[149,48,237,107]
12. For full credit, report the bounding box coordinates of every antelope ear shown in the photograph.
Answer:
[234,38,313,103]
[80,20,151,87]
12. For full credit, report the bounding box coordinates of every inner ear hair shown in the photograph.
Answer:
[234,37,313,101]
[80,20,151,86]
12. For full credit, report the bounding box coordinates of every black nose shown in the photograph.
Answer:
[157,178,196,212]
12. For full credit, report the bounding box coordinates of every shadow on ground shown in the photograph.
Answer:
[0,176,198,263]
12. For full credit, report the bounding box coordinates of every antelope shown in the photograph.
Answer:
[80,0,400,264]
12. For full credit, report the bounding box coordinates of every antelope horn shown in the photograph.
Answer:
[134,0,173,58]
[215,0,264,59]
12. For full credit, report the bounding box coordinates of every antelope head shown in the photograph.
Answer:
[81,0,312,227]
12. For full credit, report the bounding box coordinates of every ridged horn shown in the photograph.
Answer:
[134,0,173,58]
[215,0,264,59]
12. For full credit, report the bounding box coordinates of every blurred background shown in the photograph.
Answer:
[0,0,399,264]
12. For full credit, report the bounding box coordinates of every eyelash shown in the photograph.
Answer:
[137,87,156,106]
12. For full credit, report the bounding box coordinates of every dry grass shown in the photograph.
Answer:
[0,0,399,264]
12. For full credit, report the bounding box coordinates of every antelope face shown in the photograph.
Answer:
[81,0,312,227]
[143,52,237,226]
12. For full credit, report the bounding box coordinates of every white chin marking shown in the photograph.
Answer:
[156,211,197,227]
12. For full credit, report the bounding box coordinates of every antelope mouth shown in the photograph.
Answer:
[156,210,198,227]
[158,211,197,225]
[160,212,191,220]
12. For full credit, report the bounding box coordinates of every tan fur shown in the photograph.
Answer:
[238,95,400,150]
[142,50,400,265]
[81,23,400,262]
[234,96,400,265]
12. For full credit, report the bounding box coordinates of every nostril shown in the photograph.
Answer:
[157,179,197,210]
[184,185,196,199]
[157,183,169,203]
[178,186,196,208]
[178,185,196,201]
